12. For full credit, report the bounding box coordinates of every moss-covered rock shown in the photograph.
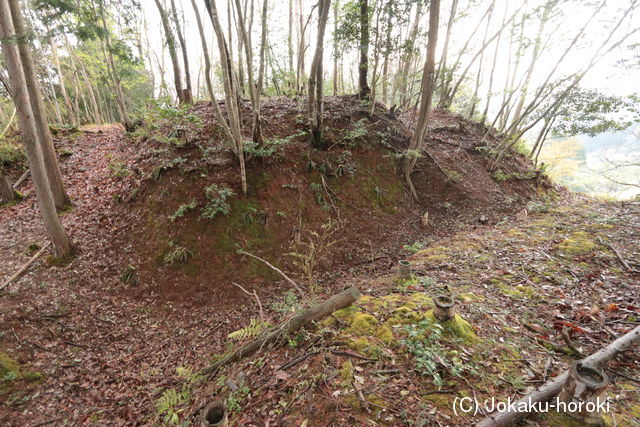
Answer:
[349,312,379,334]
[375,325,394,345]
[386,306,423,326]
[424,311,478,343]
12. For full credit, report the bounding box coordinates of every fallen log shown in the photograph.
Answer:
[201,286,360,377]
[477,325,640,427]
[0,242,51,292]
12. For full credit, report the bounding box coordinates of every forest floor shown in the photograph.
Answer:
[0,115,638,425]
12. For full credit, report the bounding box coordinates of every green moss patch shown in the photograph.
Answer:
[557,231,597,255]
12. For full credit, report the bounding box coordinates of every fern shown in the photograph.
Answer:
[228,318,269,340]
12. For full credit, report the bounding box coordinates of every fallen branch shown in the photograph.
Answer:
[477,325,640,427]
[561,326,584,358]
[0,242,50,292]
[12,170,29,190]
[237,249,306,299]
[231,282,264,321]
[597,236,637,273]
[201,286,360,377]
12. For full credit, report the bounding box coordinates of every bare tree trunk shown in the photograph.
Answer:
[0,175,14,203]
[170,0,193,104]
[288,0,294,93]
[9,0,71,210]
[0,0,72,257]
[397,2,422,106]
[94,0,132,129]
[154,0,184,104]
[204,0,247,195]
[469,2,495,118]
[48,33,76,125]
[403,0,440,200]
[308,0,331,149]
[190,0,234,146]
[435,0,458,105]
[358,0,370,99]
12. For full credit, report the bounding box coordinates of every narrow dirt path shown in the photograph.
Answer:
[0,126,249,425]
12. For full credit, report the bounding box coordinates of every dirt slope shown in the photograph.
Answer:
[117,96,549,306]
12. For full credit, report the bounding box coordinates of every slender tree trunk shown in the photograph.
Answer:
[48,34,76,125]
[398,2,422,106]
[288,0,294,90]
[403,0,440,200]
[332,2,338,96]
[469,2,495,119]
[308,0,331,149]
[170,0,193,104]
[358,0,370,99]
[154,0,184,104]
[0,0,72,257]
[9,0,71,209]
[94,0,132,129]
[482,2,508,124]
[204,0,247,195]
[191,0,235,146]
[435,0,458,105]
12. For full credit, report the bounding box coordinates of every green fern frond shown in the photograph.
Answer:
[228,318,268,340]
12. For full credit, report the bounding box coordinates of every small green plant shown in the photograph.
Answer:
[152,157,188,179]
[169,199,197,221]
[163,245,193,265]
[276,211,287,218]
[0,138,26,173]
[271,290,302,314]
[201,184,235,219]
[120,265,138,285]
[527,200,551,213]
[344,119,368,143]
[155,388,189,425]
[403,242,425,254]
[402,319,470,387]
[228,318,270,340]
[491,169,509,181]
[244,131,306,159]
[227,385,250,412]
[443,168,463,182]
[108,160,131,178]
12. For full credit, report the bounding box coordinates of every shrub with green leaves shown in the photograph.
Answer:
[108,160,131,178]
[0,138,26,173]
[169,199,197,221]
[244,131,306,159]
[402,319,467,387]
[131,101,202,146]
[163,245,192,265]
[201,184,235,219]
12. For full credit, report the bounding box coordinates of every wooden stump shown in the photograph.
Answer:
[201,402,228,427]
[434,294,455,321]
[558,361,609,425]
[397,259,411,279]
[0,175,14,203]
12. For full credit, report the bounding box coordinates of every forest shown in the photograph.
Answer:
[0,0,639,425]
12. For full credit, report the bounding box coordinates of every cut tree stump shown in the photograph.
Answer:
[477,325,640,427]
[201,286,361,377]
